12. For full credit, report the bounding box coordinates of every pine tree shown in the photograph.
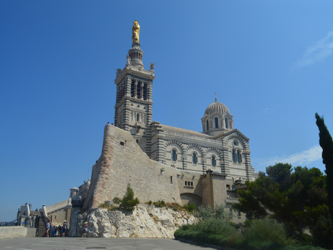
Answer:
[315,113,333,223]
[119,183,140,211]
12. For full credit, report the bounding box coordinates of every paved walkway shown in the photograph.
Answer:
[0,237,218,250]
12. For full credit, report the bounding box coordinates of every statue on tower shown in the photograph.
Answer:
[132,20,140,44]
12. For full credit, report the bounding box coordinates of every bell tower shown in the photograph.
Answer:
[114,21,155,156]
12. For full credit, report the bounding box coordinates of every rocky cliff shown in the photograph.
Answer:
[68,205,196,238]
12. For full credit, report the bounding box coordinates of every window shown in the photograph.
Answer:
[225,118,228,128]
[137,114,139,121]
[232,149,236,163]
[131,80,135,97]
[230,208,233,215]
[192,153,197,164]
[226,184,230,190]
[170,176,173,184]
[211,155,216,167]
[172,149,177,161]
[206,120,209,131]
[215,117,219,128]
[185,181,193,187]
[237,150,241,163]
[120,142,124,146]
[232,185,235,191]
[143,83,147,100]
[136,139,139,144]
[238,211,241,218]
[137,83,141,98]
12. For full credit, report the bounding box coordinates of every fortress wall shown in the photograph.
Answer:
[86,125,182,209]
[212,174,227,205]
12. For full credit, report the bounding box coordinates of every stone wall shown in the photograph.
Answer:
[46,199,71,226]
[85,124,182,210]
[0,226,27,238]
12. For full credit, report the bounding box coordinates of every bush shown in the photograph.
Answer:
[242,220,297,250]
[153,200,166,207]
[108,205,118,211]
[183,203,196,213]
[195,203,231,221]
[119,183,140,211]
[112,197,121,204]
[175,217,328,250]
[174,218,236,247]
[310,215,333,249]
[147,200,152,205]
[99,203,109,208]
[193,218,236,236]
[282,246,326,250]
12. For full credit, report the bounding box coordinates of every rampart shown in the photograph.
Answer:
[85,124,184,209]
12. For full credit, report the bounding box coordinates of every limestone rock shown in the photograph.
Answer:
[70,204,196,238]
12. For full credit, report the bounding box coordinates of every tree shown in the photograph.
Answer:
[315,113,333,223]
[233,163,327,242]
[119,183,140,211]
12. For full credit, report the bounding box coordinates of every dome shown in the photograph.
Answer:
[204,99,230,115]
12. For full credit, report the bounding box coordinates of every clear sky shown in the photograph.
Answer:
[1,1,332,221]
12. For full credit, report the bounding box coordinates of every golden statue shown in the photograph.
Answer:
[132,20,140,43]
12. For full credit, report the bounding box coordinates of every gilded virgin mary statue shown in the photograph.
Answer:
[132,20,140,43]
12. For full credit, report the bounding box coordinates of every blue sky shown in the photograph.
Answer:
[1,1,333,221]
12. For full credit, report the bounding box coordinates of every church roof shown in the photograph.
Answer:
[160,124,212,138]
[204,99,230,115]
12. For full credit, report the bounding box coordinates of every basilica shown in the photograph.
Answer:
[114,22,256,182]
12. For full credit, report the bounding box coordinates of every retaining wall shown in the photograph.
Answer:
[0,226,27,238]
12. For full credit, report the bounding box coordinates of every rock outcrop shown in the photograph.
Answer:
[68,205,196,238]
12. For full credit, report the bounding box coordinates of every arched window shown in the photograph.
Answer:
[211,155,216,167]
[192,153,197,164]
[172,149,177,161]
[225,117,228,129]
[206,120,209,131]
[131,80,135,97]
[136,114,139,121]
[143,83,147,100]
[232,149,236,163]
[237,150,241,163]
[215,117,219,128]
[137,82,141,98]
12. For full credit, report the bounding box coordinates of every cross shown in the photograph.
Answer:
[215,92,217,102]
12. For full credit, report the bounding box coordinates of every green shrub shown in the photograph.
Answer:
[108,205,118,211]
[119,183,140,211]
[99,203,109,208]
[183,203,196,213]
[147,200,152,205]
[310,215,333,249]
[165,202,183,211]
[112,197,121,204]
[174,218,236,247]
[243,220,297,250]
[154,200,166,207]
[195,203,231,221]
[282,246,326,250]
[193,218,236,236]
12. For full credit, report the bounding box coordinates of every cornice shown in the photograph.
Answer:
[114,68,155,85]
[114,96,153,109]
